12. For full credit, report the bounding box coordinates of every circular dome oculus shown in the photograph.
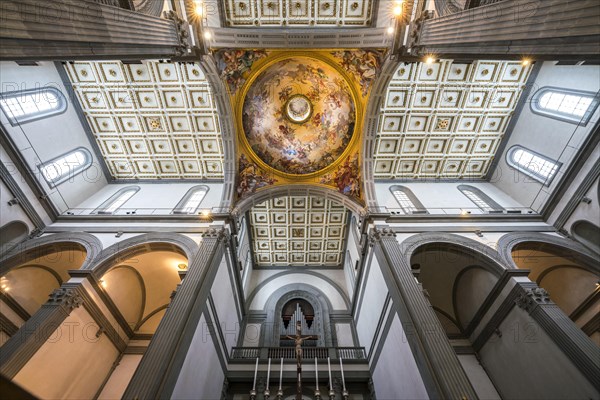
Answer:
[241,57,356,175]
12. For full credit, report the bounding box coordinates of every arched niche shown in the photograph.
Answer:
[97,250,187,334]
[0,233,101,338]
[410,239,505,337]
[571,220,600,255]
[498,233,599,342]
[262,284,336,348]
[91,233,198,400]
[0,221,29,256]
[90,233,198,334]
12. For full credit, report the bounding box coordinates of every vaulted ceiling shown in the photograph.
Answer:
[249,195,349,267]
[65,61,225,180]
[223,0,375,27]
[373,59,532,179]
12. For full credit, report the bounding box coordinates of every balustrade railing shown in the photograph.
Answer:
[231,347,367,361]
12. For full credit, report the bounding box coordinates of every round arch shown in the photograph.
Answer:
[0,232,103,276]
[262,284,336,347]
[401,232,508,274]
[89,232,199,277]
[0,221,29,256]
[232,184,366,217]
[497,232,599,274]
[571,220,600,255]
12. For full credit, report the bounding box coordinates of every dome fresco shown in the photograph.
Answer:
[242,57,356,175]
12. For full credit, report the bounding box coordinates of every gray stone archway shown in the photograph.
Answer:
[262,284,336,348]
[0,232,103,276]
[88,232,199,277]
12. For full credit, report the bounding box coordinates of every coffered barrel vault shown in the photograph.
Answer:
[249,195,349,267]
[373,59,532,179]
[223,0,375,27]
[64,61,225,180]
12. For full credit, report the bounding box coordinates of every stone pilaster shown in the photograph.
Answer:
[122,228,230,399]
[370,227,479,400]
[515,286,600,389]
[0,286,83,379]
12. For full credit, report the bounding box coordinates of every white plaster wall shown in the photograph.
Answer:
[372,314,429,400]
[375,182,526,213]
[355,255,388,351]
[0,180,34,234]
[211,256,240,352]
[172,313,225,400]
[492,62,600,211]
[0,61,108,212]
[72,182,224,214]
[247,270,349,311]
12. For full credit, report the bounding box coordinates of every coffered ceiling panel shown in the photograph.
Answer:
[64,61,224,180]
[373,60,532,179]
[249,195,349,267]
[224,0,374,27]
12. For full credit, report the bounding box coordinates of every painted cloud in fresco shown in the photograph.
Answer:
[242,58,356,175]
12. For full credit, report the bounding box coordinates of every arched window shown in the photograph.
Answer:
[390,185,428,214]
[458,185,503,212]
[94,186,140,214]
[172,185,209,214]
[531,87,599,126]
[39,147,92,187]
[0,87,68,126]
[507,146,561,185]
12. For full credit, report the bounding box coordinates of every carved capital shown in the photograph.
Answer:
[48,288,83,312]
[515,287,551,312]
[369,227,396,246]
[163,10,191,56]
[201,228,231,244]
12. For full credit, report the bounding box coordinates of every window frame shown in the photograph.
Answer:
[0,87,68,126]
[38,147,93,188]
[389,185,428,214]
[506,145,562,186]
[172,185,209,214]
[457,185,504,212]
[530,86,600,126]
[93,186,140,215]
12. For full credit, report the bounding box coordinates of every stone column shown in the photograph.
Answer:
[122,228,231,399]
[0,0,191,61]
[409,0,600,58]
[369,227,479,400]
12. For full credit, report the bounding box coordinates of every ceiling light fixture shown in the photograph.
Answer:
[99,279,107,288]
[522,59,531,66]
[178,263,188,270]
[387,26,395,35]
[425,56,436,64]
[393,5,403,16]
[203,31,212,40]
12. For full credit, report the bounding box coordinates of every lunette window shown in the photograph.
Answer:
[507,146,560,185]
[531,87,599,126]
[390,186,427,214]
[0,87,68,126]
[39,148,92,187]
[94,186,140,214]
[457,185,503,212]
[172,186,209,214]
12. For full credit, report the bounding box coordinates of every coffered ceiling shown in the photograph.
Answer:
[64,61,225,180]
[373,60,532,179]
[249,195,349,267]
[223,0,374,27]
